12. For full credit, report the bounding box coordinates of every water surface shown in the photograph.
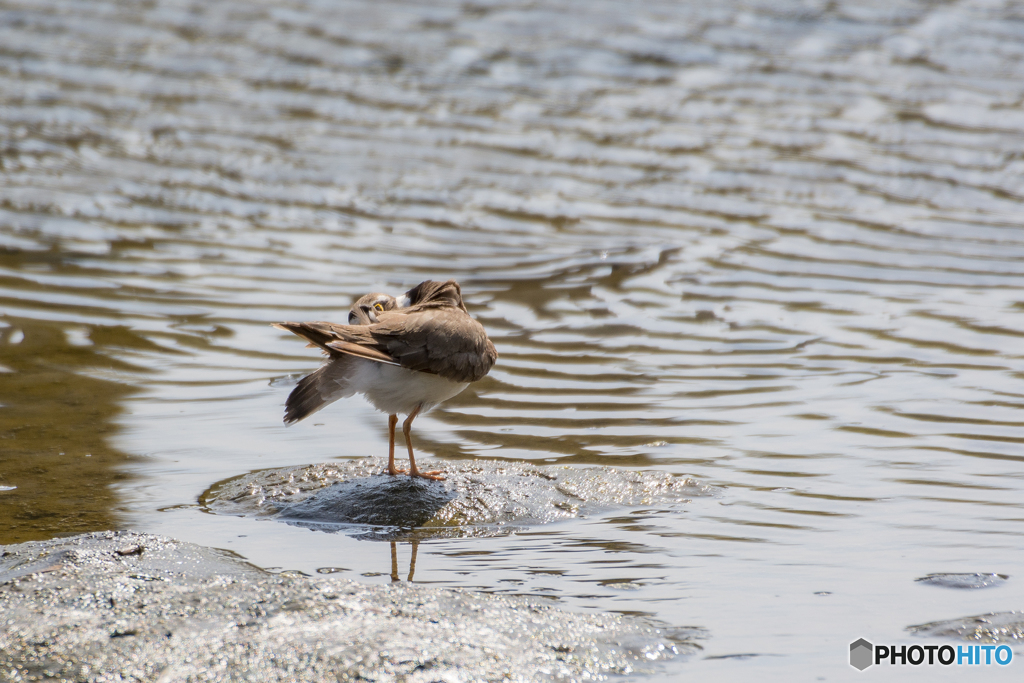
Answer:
[2,0,1024,679]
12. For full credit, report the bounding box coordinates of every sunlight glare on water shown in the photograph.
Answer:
[1,0,1024,679]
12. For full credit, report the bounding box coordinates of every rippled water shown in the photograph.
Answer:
[2,0,1024,679]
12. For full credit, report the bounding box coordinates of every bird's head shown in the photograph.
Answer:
[348,293,399,324]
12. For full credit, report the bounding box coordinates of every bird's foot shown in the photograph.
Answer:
[409,469,445,481]
[385,466,407,476]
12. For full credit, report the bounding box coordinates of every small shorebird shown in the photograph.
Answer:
[273,280,497,480]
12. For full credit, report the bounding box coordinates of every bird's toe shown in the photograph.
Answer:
[409,469,445,481]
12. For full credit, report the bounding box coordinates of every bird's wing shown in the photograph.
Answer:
[367,307,497,383]
[272,321,401,366]
[402,279,467,311]
[274,308,497,383]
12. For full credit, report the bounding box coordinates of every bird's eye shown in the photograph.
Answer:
[373,302,385,312]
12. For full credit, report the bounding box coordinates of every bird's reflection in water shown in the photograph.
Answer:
[390,539,420,583]
[274,474,455,584]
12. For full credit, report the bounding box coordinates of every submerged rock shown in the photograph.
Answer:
[0,531,700,682]
[201,457,715,540]
[915,573,1009,590]
[907,612,1024,643]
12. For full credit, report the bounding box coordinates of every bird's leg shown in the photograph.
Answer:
[389,541,400,583]
[386,414,405,475]
[403,404,444,480]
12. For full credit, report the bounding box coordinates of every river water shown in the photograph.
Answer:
[2,0,1024,679]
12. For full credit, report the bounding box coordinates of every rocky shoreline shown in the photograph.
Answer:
[0,531,696,682]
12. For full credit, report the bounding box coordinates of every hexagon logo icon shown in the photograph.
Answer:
[850,638,874,670]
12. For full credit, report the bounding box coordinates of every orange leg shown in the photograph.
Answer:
[403,405,444,480]
[386,414,405,475]
[407,539,418,582]
[389,540,419,582]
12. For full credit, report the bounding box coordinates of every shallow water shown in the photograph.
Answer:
[2,0,1024,679]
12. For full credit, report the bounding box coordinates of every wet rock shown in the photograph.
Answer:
[907,612,1024,643]
[201,457,715,541]
[0,531,699,682]
[915,573,1009,589]
[280,476,459,533]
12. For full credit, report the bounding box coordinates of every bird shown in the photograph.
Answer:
[273,279,497,480]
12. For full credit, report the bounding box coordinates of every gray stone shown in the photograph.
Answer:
[201,457,715,541]
[907,612,1024,643]
[0,531,700,682]
[914,573,1009,590]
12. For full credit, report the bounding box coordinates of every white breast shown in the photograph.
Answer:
[347,358,469,416]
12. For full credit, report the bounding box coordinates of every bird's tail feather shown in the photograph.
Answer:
[283,357,357,425]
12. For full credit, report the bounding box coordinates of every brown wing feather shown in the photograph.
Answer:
[272,322,333,352]
[325,339,400,365]
[371,307,497,383]
[272,321,400,366]
[273,279,497,384]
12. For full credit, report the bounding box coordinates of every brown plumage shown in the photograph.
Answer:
[273,279,497,479]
